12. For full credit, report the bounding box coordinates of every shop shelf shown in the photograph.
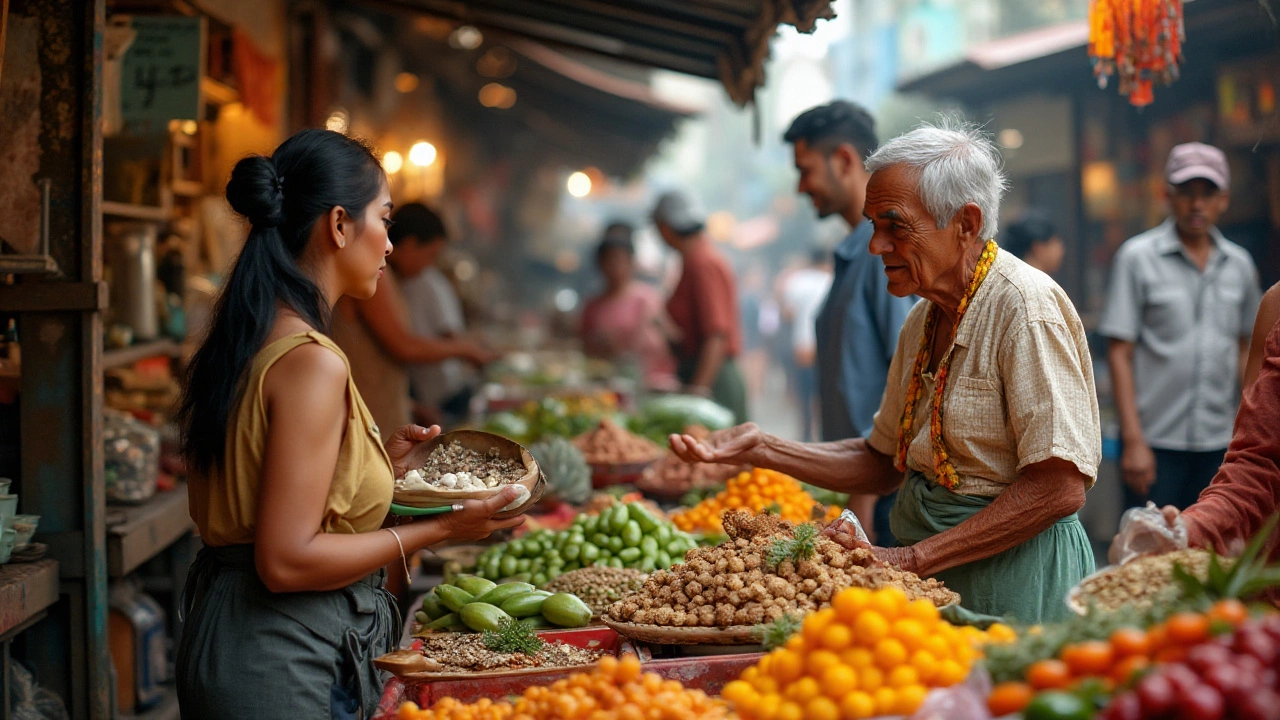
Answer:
[0,559,59,639]
[101,201,172,222]
[102,339,183,371]
[107,484,194,578]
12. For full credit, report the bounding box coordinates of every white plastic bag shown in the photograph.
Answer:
[1109,501,1187,566]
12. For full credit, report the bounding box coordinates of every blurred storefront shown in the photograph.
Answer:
[900,0,1280,324]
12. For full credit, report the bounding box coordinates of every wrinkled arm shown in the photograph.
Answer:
[753,434,902,497]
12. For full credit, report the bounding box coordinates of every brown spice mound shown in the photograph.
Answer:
[1077,549,1223,612]
[419,441,525,484]
[636,426,745,497]
[607,510,958,628]
[414,634,603,673]
[544,567,650,615]
[573,418,664,464]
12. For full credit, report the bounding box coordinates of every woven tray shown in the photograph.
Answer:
[601,617,763,645]
[393,431,545,519]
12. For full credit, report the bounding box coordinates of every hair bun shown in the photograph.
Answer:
[226,155,286,228]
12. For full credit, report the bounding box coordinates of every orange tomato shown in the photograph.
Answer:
[1026,659,1072,691]
[1109,627,1151,659]
[1061,641,1113,677]
[1153,645,1189,664]
[1166,612,1211,646]
[986,682,1034,717]
[1145,624,1169,654]
[1207,598,1249,627]
[1110,655,1150,686]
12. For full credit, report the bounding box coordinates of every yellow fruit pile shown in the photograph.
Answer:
[393,655,733,720]
[722,587,1016,720]
[672,469,829,533]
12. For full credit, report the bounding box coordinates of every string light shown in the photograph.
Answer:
[382,151,404,174]
[566,172,592,198]
[409,141,437,168]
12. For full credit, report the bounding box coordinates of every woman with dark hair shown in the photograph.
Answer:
[580,222,677,389]
[1002,211,1064,276]
[174,129,525,719]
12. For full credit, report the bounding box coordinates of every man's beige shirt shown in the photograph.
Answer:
[867,250,1101,497]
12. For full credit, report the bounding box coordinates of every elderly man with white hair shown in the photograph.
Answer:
[670,117,1100,622]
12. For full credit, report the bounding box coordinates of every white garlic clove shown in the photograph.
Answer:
[439,474,458,488]
[500,485,531,513]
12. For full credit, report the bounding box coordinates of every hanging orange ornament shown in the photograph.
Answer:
[1088,0,1185,107]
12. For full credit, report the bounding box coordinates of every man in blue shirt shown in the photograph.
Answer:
[783,101,917,544]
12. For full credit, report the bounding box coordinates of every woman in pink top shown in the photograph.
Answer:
[581,224,678,389]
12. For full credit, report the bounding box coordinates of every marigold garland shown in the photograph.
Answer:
[895,240,999,491]
[1088,0,1185,107]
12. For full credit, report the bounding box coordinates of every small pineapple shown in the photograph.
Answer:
[529,436,591,505]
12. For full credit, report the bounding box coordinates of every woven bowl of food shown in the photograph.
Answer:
[393,430,545,519]
[573,419,664,488]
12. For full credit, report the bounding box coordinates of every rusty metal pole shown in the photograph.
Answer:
[5,0,109,718]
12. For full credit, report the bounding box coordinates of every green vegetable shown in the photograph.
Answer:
[563,544,581,561]
[482,412,529,442]
[501,592,549,618]
[618,547,642,563]
[639,557,656,573]
[499,555,518,578]
[427,613,465,632]
[420,594,448,621]
[541,593,592,628]
[656,551,672,569]
[518,615,553,631]
[592,533,611,549]
[414,610,429,624]
[607,536,624,553]
[621,521,643,548]
[1023,692,1092,720]
[580,543,600,562]
[630,395,734,442]
[516,558,531,573]
[640,536,659,557]
[610,504,630,533]
[459,602,514,633]
[628,503,660,533]
[473,582,535,607]
[453,575,498,598]
[434,585,475,613]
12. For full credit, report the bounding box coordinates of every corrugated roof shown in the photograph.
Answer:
[365,0,836,105]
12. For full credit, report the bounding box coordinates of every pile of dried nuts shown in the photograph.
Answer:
[1076,548,1222,611]
[543,567,649,615]
[413,633,602,673]
[573,419,664,465]
[608,511,958,628]
[398,442,526,492]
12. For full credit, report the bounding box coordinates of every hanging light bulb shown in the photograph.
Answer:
[409,141,437,168]
[566,171,592,198]
[382,151,404,174]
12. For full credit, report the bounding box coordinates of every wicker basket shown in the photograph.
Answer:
[392,430,545,519]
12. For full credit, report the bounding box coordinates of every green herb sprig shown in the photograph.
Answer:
[767,523,819,569]
[482,619,545,656]
[756,614,803,651]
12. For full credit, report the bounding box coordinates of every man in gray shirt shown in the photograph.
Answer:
[1100,142,1262,510]
[783,101,917,544]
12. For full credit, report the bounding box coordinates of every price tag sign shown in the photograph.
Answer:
[120,16,203,124]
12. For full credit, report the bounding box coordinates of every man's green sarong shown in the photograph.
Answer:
[890,472,1094,624]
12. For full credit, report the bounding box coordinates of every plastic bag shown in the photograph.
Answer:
[1109,501,1188,566]
[831,508,871,544]
[10,662,69,720]
[908,664,995,720]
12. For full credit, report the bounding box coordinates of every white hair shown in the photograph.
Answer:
[864,115,1009,240]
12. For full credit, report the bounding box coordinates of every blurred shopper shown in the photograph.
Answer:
[780,249,833,441]
[1003,211,1065,277]
[581,222,679,390]
[1100,142,1262,510]
[392,204,485,427]
[784,100,916,544]
[653,191,748,423]
[332,205,493,438]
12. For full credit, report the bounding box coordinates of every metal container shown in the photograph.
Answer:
[107,222,159,341]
